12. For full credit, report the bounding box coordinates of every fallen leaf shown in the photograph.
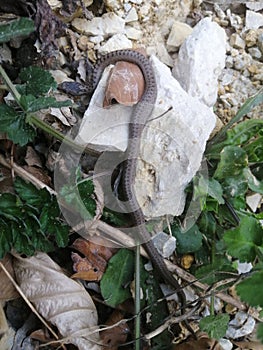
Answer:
[22,165,52,186]
[104,61,145,107]
[25,146,42,167]
[172,335,223,350]
[13,252,101,350]
[71,238,116,282]
[0,254,19,301]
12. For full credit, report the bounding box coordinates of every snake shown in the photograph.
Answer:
[86,49,194,335]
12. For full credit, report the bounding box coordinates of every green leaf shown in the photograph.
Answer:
[14,177,50,208]
[53,223,69,247]
[78,180,97,217]
[207,178,225,204]
[207,89,263,148]
[236,270,263,307]
[20,94,71,112]
[0,193,22,219]
[0,18,35,43]
[214,146,248,179]
[19,66,57,96]
[199,314,230,339]
[223,216,263,262]
[244,136,263,163]
[257,323,263,343]
[246,168,263,194]
[172,224,203,254]
[225,119,263,147]
[0,104,36,145]
[100,249,134,307]
[0,219,11,258]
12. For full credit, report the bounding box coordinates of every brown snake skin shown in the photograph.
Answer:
[88,49,194,336]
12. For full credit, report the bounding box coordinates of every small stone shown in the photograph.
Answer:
[98,34,132,54]
[218,338,233,350]
[246,1,263,11]
[248,47,262,59]
[258,32,263,53]
[245,29,258,47]
[246,193,262,212]
[230,33,245,49]
[125,26,142,40]
[233,53,252,70]
[246,10,263,29]
[104,0,121,11]
[77,35,90,51]
[166,21,193,51]
[129,0,142,4]
[72,13,125,37]
[125,7,138,22]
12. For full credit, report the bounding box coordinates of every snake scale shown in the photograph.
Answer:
[87,49,193,335]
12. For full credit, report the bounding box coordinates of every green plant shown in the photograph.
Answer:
[0,177,69,258]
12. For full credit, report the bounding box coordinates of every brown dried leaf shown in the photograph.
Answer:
[71,252,103,281]
[22,165,52,186]
[104,61,145,107]
[71,238,116,282]
[0,254,19,301]
[100,310,129,349]
[13,252,101,350]
[25,146,42,167]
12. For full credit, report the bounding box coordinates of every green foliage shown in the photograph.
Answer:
[172,223,203,254]
[100,249,134,307]
[0,18,35,43]
[0,178,69,258]
[199,314,230,339]
[223,216,263,262]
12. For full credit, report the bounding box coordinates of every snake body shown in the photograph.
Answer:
[88,50,191,332]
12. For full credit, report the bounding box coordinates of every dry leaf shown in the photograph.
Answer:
[22,165,52,186]
[104,61,145,107]
[71,238,115,281]
[172,336,223,350]
[0,254,19,301]
[13,252,101,350]
[234,340,263,350]
[25,146,42,167]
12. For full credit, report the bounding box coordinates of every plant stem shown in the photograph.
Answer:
[0,65,21,103]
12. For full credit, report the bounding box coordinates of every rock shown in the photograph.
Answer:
[125,26,143,40]
[248,47,262,59]
[72,13,125,37]
[245,10,263,29]
[226,311,256,339]
[244,29,259,47]
[98,34,132,54]
[246,1,263,11]
[258,32,263,53]
[229,33,245,49]
[125,7,138,22]
[77,55,216,218]
[218,339,233,350]
[166,21,193,51]
[173,17,226,107]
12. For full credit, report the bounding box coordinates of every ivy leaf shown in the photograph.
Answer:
[0,104,36,146]
[236,270,263,307]
[244,136,263,163]
[19,66,57,96]
[0,193,22,219]
[223,216,263,262]
[0,18,35,43]
[100,249,134,307]
[246,168,263,194]
[14,177,50,208]
[199,314,230,339]
[172,224,203,254]
[20,94,71,112]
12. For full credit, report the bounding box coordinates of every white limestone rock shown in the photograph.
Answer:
[77,55,216,218]
[72,13,125,37]
[246,10,263,29]
[173,17,226,107]
[167,21,193,51]
[98,34,133,54]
